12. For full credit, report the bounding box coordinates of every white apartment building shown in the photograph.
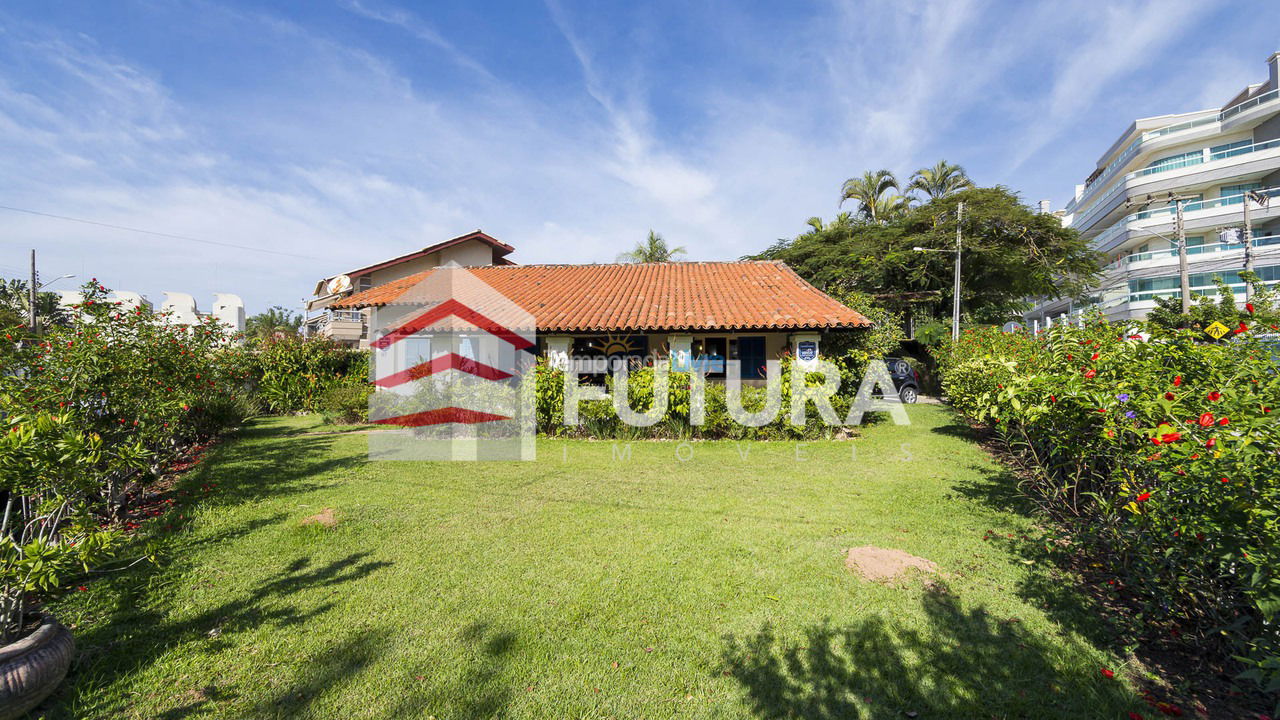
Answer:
[1026,51,1280,326]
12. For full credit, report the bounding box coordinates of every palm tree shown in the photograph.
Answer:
[0,278,69,332]
[617,230,687,263]
[245,306,303,340]
[907,160,973,201]
[840,169,910,223]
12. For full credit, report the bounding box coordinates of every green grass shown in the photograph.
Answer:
[42,405,1142,719]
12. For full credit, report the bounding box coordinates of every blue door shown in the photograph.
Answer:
[738,336,765,379]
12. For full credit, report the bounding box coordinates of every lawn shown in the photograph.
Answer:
[41,404,1142,719]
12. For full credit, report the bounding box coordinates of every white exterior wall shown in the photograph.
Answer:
[1028,53,1280,324]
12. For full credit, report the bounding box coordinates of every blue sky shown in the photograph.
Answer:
[2,0,1279,315]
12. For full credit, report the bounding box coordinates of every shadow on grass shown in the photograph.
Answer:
[931,419,1135,652]
[233,620,518,720]
[722,586,1139,720]
[55,551,392,719]
[43,423,388,719]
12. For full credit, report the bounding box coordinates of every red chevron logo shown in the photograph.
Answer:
[371,406,510,427]
[372,298,533,351]
[374,352,512,388]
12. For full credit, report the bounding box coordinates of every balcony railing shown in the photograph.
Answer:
[1072,89,1280,220]
[1129,186,1280,221]
[1105,233,1280,269]
[1221,88,1280,121]
[1075,138,1280,231]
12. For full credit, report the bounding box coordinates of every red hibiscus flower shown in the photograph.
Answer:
[1101,667,1115,679]
[1237,321,1249,334]
[1246,302,1255,314]
[1207,391,1222,402]
[1206,438,1217,448]
[1136,492,1151,503]
[1221,477,1230,484]
[1084,368,1097,379]
[1150,437,1162,446]
[1173,375,1182,386]
[1218,417,1229,426]
[1160,432,1181,444]
[1090,352,1099,361]
[1164,392,1176,401]
[1198,412,1214,427]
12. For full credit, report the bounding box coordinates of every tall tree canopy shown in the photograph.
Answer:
[839,169,911,224]
[617,230,686,263]
[246,305,303,340]
[753,187,1100,324]
[0,278,69,335]
[907,160,973,201]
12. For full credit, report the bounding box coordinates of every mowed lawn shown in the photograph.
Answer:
[42,405,1141,719]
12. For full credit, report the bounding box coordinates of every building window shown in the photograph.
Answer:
[691,337,726,377]
[737,336,766,380]
[1144,149,1202,173]
[1221,182,1262,205]
[356,276,372,291]
[1210,139,1253,158]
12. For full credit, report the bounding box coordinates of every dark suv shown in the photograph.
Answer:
[885,357,921,403]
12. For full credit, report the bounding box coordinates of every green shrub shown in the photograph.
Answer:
[936,319,1280,710]
[320,383,372,425]
[250,337,367,413]
[529,354,875,440]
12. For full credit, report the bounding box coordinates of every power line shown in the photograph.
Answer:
[0,204,324,260]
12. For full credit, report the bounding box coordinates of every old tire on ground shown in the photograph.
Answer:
[0,615,74,720]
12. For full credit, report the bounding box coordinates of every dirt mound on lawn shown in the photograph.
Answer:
[300,508,339,528]
[844,546,936,581]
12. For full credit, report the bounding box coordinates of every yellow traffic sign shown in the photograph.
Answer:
[1204,321,1231,340]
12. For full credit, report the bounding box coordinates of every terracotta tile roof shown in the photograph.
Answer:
[313,231,515,295]
[332,261,870,332]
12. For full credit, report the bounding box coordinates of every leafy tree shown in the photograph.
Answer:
[617,230,686,263]
[839,169,911,223]
[245,305,303,341]
[0,278,70,336]
[754,187,1101,324]
[908,160,973,201]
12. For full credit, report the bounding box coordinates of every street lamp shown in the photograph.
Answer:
[913,201,964,342]
[38,274,75,290]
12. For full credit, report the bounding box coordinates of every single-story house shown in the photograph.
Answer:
[319,234,870,381]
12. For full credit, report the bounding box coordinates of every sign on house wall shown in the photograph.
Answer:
[797,340,817,362]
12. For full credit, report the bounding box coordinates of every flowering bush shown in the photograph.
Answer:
[937,320,1280,709]
[0,280,251,641]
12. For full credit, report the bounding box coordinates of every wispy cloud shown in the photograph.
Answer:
[338,0,496,82]
[1004,0,1215,171]
[2,0,1277,313]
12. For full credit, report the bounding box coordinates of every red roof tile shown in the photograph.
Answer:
[331,261,870,332]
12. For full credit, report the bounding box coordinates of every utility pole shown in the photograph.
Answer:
[1175,198,1190,314]
[952,201,963,342]
[28,249,37,336]
[1243,191,1254,300]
